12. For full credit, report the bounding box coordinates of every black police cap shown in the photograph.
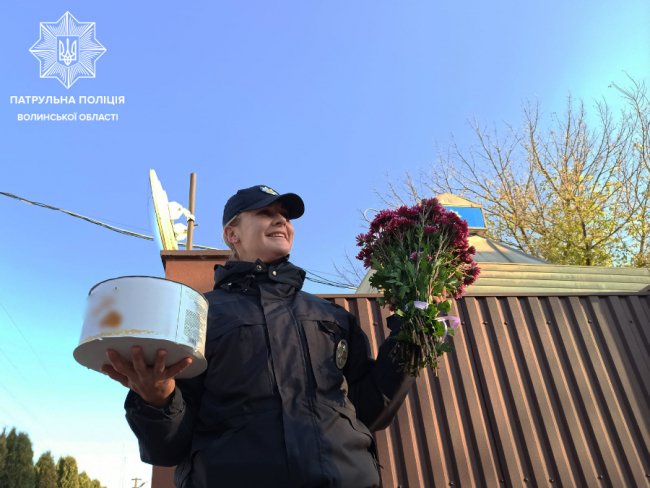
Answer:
[222,185,305,226]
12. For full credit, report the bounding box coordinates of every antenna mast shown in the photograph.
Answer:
[186,173,196,250]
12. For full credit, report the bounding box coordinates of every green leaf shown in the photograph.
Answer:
[437,300,451,314]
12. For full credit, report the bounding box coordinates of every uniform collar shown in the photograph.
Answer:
[213,256,306,292]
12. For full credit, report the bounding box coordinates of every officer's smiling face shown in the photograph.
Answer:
[232,202,294,263]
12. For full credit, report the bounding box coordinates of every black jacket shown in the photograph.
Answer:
[125,258,414,488]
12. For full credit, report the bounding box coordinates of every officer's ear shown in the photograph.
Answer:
[223,225,239,245]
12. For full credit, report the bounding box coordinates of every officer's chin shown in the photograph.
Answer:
[259,251,291,264]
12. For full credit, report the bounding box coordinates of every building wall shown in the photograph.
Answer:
[156,252,650,487]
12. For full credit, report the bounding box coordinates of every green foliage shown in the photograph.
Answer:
[0,429,6,483]
[0,428,35,488]
[0,427,106,488]
[35,452,57,488]
[57,456,80,488]
[78,471,92,488]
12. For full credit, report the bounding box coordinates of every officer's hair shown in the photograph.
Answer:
[223,214,242,262]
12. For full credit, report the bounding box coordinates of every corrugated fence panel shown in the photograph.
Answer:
[325,294,650,488]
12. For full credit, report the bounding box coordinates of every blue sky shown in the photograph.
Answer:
[1,1,648,486]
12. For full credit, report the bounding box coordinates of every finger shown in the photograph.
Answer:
[153,349,167,375]
[106,349,133,376]
[131,346,149,375]
[101,364,130,388]
[163,357,193,380]
[102,368,129,386]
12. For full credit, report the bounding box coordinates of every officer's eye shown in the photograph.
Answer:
[257,207,288,219]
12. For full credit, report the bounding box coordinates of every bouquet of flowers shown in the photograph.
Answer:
[356,198,480,376]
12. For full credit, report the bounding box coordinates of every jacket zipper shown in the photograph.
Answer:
[286,305,317,397]
[263,324,280,395]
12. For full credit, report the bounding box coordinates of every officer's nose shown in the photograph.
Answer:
[272,212,287,225]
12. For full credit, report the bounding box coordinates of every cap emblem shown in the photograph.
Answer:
[260,185,279,195]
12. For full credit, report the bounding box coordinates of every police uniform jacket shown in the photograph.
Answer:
[124,258,415,488]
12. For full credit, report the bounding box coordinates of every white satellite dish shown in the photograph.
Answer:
[149,169,197,250]
[149,169,178,250]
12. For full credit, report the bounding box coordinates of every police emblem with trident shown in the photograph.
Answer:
[58,37,78,66]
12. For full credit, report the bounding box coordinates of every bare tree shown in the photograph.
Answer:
[611,77,650,266]
[387,77,649,267]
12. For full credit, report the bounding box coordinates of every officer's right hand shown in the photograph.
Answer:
[101,346,192,408]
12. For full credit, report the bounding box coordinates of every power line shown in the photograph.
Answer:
[0,300,51,380]
[0,303,55,430]
[302,267,357,290]
[0,191,216,250]
[1,191,359,289]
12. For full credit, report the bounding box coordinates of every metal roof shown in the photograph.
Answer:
[467,262,650,296]
[470,235,548,264]
[357,237,650,296]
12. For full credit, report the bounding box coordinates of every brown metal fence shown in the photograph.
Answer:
[323,294,650,488]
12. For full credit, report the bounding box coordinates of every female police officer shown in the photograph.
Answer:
[103,185,414,488]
